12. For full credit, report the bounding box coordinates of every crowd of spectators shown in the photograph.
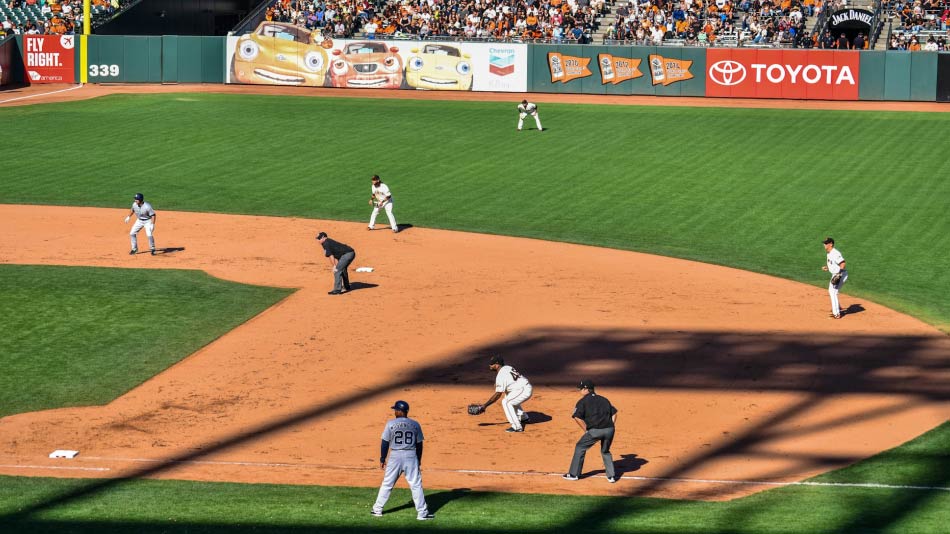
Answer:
[0,0,130,37]
[604,0,817,48]
[885,0,950,49]
[263,0,608,42]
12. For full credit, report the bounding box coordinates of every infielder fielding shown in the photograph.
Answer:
[124,193,157,255]
[517,99,543,131]
[564,379,618,483]
[469,355,532,432]
[372,400,434,521]
[316,231,354,295]
[822,237,848,319]
[368,174,398,233]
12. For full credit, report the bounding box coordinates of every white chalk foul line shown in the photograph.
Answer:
[0,464,109,472]
[76,457,950,492]
[0,83,85,105]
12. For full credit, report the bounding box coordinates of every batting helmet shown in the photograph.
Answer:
[391,400,410,413]
[134,193,144,201]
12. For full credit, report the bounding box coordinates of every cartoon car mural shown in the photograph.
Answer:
[232,22,328,86]
[329,41,403,89]
[405,44,473,91]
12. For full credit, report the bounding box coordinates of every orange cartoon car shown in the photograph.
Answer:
[232,22,329,86]
[329,41,404,89]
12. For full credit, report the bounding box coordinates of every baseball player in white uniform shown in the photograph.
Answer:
[517,99,543,131]
[822,237,848,319]
[124,193,157,255]
[368,174,398,233]
[372,400,433,521]
[478,355,533,432]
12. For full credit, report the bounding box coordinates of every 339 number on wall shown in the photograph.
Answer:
[89,64,120,77]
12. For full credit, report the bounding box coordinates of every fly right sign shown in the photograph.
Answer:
[705,49,860,100]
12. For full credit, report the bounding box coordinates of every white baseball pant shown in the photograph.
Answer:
[829,271,848,316]
[502,383,533,431]
[518,112,542,131]
[369,201,397,231]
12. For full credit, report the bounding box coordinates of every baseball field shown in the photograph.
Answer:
[0,87,948,533]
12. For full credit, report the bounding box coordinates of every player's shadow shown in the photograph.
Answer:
[583,453,648,479]
[523,411,553,426]
[347,282,379,292]
[395,223,413,233]
[154,247,185,255]
[385,488,473,515]
[842,303,866,316]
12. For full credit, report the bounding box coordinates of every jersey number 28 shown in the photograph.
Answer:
[393,430,415,446]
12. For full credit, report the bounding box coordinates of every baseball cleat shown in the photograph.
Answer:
[832,314,842,319]
[417,514,435,521]
[370,510,383,517]
[129,249,137,255]
[505,427,523,433]
[562,474,579,481]
[607,477,618,483]
[328,290,343,295]
[367,226,375,231]
[150,249,156,256]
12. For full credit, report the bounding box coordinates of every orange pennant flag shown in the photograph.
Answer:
[648,54,694,86]
[598,54,643,85]
[548,52,592,84]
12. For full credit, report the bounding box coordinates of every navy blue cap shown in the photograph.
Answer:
[391,400,409,413]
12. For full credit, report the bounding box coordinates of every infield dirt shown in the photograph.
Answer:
[0,204,948,500]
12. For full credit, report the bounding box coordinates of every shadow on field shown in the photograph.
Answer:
[2,327,948,533]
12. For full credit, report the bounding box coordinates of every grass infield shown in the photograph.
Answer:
[0,265,292,418]
[1,94,948,532]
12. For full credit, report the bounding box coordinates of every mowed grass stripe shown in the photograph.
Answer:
[2,93,949,330]
[0,265,292,418]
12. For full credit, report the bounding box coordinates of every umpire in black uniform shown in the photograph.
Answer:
[316,231,355,295]
[563,379,618,483]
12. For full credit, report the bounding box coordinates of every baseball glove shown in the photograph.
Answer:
[831,273,842,285]
[467,403,485,416]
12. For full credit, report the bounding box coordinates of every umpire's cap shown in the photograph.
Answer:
[489,354,504,366]
[134,193,144,201]
[577,379,595,391]
[391,400,410,413]
[316,231,328,240]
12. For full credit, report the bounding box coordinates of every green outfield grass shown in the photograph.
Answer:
[0,422,947,533]
[1,94,948,330]
[0,265,292,418]
[1,94,948,533]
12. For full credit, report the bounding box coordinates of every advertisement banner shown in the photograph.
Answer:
[23,34,76,83]
[226,23,527,92]
[705,49,860,100]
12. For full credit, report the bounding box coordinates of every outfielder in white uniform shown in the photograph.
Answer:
[368,174,398,233]
[517,99,543,131]
[372,400,433,521]
[822,236,848,319]
[124,193,157,256]
[480,355,533,432]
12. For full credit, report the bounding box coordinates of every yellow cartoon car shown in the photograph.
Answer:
[405,43,473,91]
[232,22,329,86]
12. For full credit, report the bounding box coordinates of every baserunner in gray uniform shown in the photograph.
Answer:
[124,192,157,255]
[371,400,433,521]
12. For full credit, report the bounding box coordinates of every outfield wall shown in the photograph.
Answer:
[3,34,949,102]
